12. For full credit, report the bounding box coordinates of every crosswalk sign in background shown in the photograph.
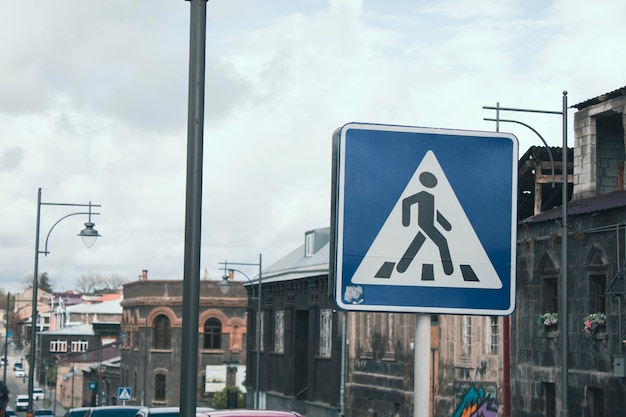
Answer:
[330,123,518,315]
[118,387,132,401]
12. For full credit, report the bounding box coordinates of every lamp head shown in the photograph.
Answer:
[218,276,232,294]
[78,221,101,248]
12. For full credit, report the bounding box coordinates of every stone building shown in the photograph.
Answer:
[511,86,626,416]
[120,275,247,407]
[434,141,573,417]
[239,227,440,417]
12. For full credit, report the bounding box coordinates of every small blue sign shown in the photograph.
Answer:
[89,381,97,390]
[331,123,518,315]
[118,387,132,401]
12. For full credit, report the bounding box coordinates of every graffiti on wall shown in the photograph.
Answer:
[452,381,498,417]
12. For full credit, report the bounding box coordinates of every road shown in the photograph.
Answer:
[1,347,65,416]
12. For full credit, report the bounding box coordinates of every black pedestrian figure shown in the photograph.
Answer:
[396,171,453,275]
[375,171,454,279]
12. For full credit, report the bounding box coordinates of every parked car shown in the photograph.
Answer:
[13,362,23,372]
[85,406,142,417]
[0,357,8,366]
[14,367,25,378]
[64,407,91,417]
[134,407,215,417]
[15,395,29,411]
[34,409,55,416]
[197,411,303,417]
[33,388,44,400]
[5,407,16,417]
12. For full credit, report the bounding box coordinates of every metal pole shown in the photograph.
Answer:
[256,254,262,409]
[53,363,57,415]
[181,1,207,417]
[559,91,569,417]
[39,319,43,397]
[71,362,75,409]
[339,313,347,417]
[3,292,9,383]
[28,188,43,417]
[414,314,430,417]
[143,333,148,406]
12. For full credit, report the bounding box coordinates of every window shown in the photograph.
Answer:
[543,382,556,417]
[71,340,88,352]
[133,371,138,400]
[154,315,171,350]
[203,318,222,350]
[461,316,471,356]
[590,275,607,314]
[320,309,332,358]
[484,317,499,355]
[274,310,284,353]
[155,374,166,402]
[50,340,67,352]
[587,387,604,417]
[545,278,558,313]
[258,312,264,352]
[305,232,315,257]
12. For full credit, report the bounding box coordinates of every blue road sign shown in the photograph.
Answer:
[118,387,132,401]
[331,123,518,315]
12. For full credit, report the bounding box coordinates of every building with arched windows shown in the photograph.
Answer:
[119,274,248,406]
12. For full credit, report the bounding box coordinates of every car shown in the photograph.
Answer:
[5,407,16,417]
[134,407,215,417]
[0,357,8,366]
[33,388,44,400]
[14,368,25,378]
[196,411,303,417]
[34,409,54,416]
[85,405,142,417]
[13,362,23,372]
[64,407,91,417]
[15,395,29,412]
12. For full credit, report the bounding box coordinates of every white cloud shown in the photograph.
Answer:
[0,0,623,292]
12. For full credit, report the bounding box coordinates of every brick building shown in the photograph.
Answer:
[120,275,247,407]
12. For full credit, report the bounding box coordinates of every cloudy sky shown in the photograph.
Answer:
[1,0,624,293]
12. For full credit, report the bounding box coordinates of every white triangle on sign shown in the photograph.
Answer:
[119,388,130,400]
[351,150,502,289]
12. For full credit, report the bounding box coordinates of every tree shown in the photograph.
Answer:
[38,272,53,293]
[75,273,99,294]
[75,273,129,294]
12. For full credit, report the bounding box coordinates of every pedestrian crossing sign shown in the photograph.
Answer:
[330,123,518,315]
[118,387,132,401]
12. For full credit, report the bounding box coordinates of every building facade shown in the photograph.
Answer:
[244,228,439,417]
[511,86,626,416]
[120,277,247,407]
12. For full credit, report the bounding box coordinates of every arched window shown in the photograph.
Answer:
[203,318,222,349]
[155,374,166,402]
[154,315,171,349]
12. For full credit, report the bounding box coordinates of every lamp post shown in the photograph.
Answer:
[28,188,101,417]
[484,92,569,417]
[3,292,10,383]
[217,254,262,409]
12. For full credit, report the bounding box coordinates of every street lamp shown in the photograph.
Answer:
[217,254,262,409]
[484,92,569,417]
[28,188,101,417]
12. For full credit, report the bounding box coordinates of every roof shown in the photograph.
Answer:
[65,299,122,315]
[573,85,626,110]
[94,293,123,302]
[253,228,330,284]
[43,323,93,336]
[521,190,626,224]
